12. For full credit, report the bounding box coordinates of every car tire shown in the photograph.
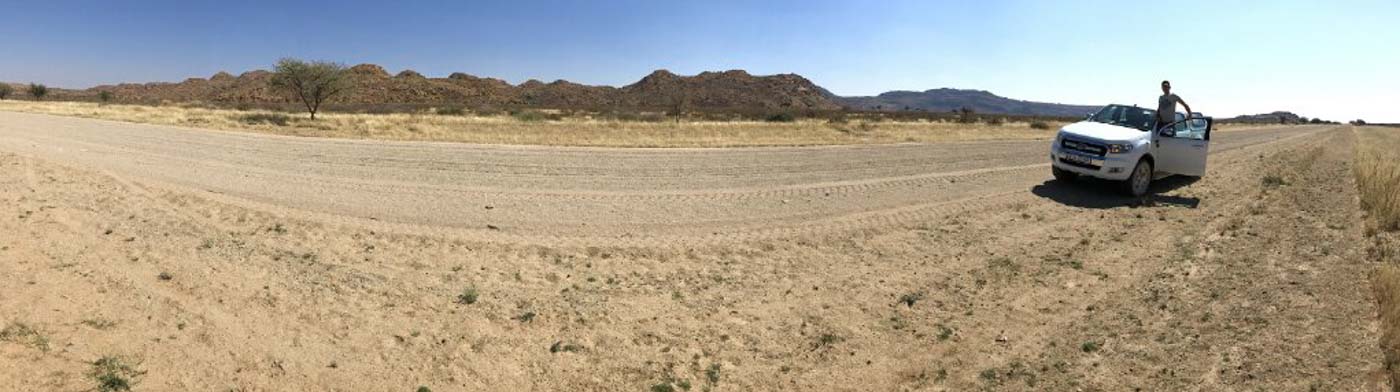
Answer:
[1121,159,1152,197]
[1052,166,1077,182]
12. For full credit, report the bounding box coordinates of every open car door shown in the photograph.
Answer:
[1154,116,1211,177]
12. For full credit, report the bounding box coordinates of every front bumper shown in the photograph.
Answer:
[1050,145,1135,181]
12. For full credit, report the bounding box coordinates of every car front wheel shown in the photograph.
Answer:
[1121,159,1152,197]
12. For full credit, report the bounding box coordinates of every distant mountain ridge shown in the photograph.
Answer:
[6,68,1318,121]
[1223,111,1304,124]
[76,65,839,112]
[837,88,1101,117]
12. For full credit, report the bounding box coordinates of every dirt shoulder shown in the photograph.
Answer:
[0,125,1382,390]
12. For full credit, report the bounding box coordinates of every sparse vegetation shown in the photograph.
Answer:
[239,113,294,126]
[814,333,843,349]
[0,100,1070,147]
[1081,341,1100,353]
[89,355,144,392]
[82,318,119,330]
[955,107,977,123]
[764,112,796,123]
[548,341,582,353]
[269,58,350,120]
[935,324,954,341]
[434,106,466,116]
[1357,127,1400,387]
[1261,175,1289,187]
[1355,129,1400,232]
[510,109,554,122]
[1030,121,1051,130]
[98,90,115,104]
[28,83,48,100]
[0,84,12,100]
[0,322,50,351]
[456,286,479,304]
[898,292,923,307]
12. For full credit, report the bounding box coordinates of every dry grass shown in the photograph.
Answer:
[0,101,1063,147]
[1356,127,1400,232]
[1356,126,1400,389]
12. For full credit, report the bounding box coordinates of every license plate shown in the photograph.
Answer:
[1060,153,1093,165]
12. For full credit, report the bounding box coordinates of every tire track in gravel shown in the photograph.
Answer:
[0,111,1328,244]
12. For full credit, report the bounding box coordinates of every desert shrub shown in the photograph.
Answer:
[456,286,479,304]
[955,107,977,123]
[238,113,293,126]
[985,117,1005,126]
[28,83,48,100]
[90,355,144,392]
[97,91,114,104]
[511,110,547,122]
[435,106,467,116]
[0,84,12,100]
[234,102,254,111]
[1030,121,1052,130]
[510,109,562,122]
[765,112,796,123]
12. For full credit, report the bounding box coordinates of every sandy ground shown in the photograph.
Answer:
[0,112,1384,391]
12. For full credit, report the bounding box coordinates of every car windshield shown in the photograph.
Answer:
[1088,105,1157,131]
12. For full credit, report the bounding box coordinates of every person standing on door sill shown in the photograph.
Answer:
[1157,80,1193,132]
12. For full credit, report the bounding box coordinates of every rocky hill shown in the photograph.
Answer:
[1223,111,1304,124]
[838,88,1100,117]
[77,65,840,112]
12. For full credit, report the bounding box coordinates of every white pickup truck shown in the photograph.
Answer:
[1049,104,1214,196]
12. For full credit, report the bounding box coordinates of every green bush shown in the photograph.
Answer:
[0,84,12,100]
[435,106,467,116]
[28,83,48,100]
[510,109,561,122]
[97,91,114,103]
[765,112,796,123]
[955,107,977,123]
[238,113,293,126]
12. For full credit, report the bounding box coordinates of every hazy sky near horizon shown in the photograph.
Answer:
[2,0,1396,121]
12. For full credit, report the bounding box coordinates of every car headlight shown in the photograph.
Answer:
[1108,143,1134,154]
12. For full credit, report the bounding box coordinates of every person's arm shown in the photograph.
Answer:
[1177,95,1193,118]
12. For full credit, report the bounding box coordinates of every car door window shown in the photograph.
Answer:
[1179,119,1208,140]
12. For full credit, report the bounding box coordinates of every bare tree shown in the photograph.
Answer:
[0,84,12,100]
[668,91,689,124]
[269,58,350,120]
[28,83,48,100]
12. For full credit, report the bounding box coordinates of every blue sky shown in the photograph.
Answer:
[2,0,1396,121]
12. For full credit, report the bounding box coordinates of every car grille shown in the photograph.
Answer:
[1060,138,1107,157]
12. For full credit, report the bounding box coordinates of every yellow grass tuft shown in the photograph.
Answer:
[0,100,1065,147]
[1355,127,1400,232]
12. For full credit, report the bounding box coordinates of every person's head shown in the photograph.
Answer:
[1161,80,1172,94]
